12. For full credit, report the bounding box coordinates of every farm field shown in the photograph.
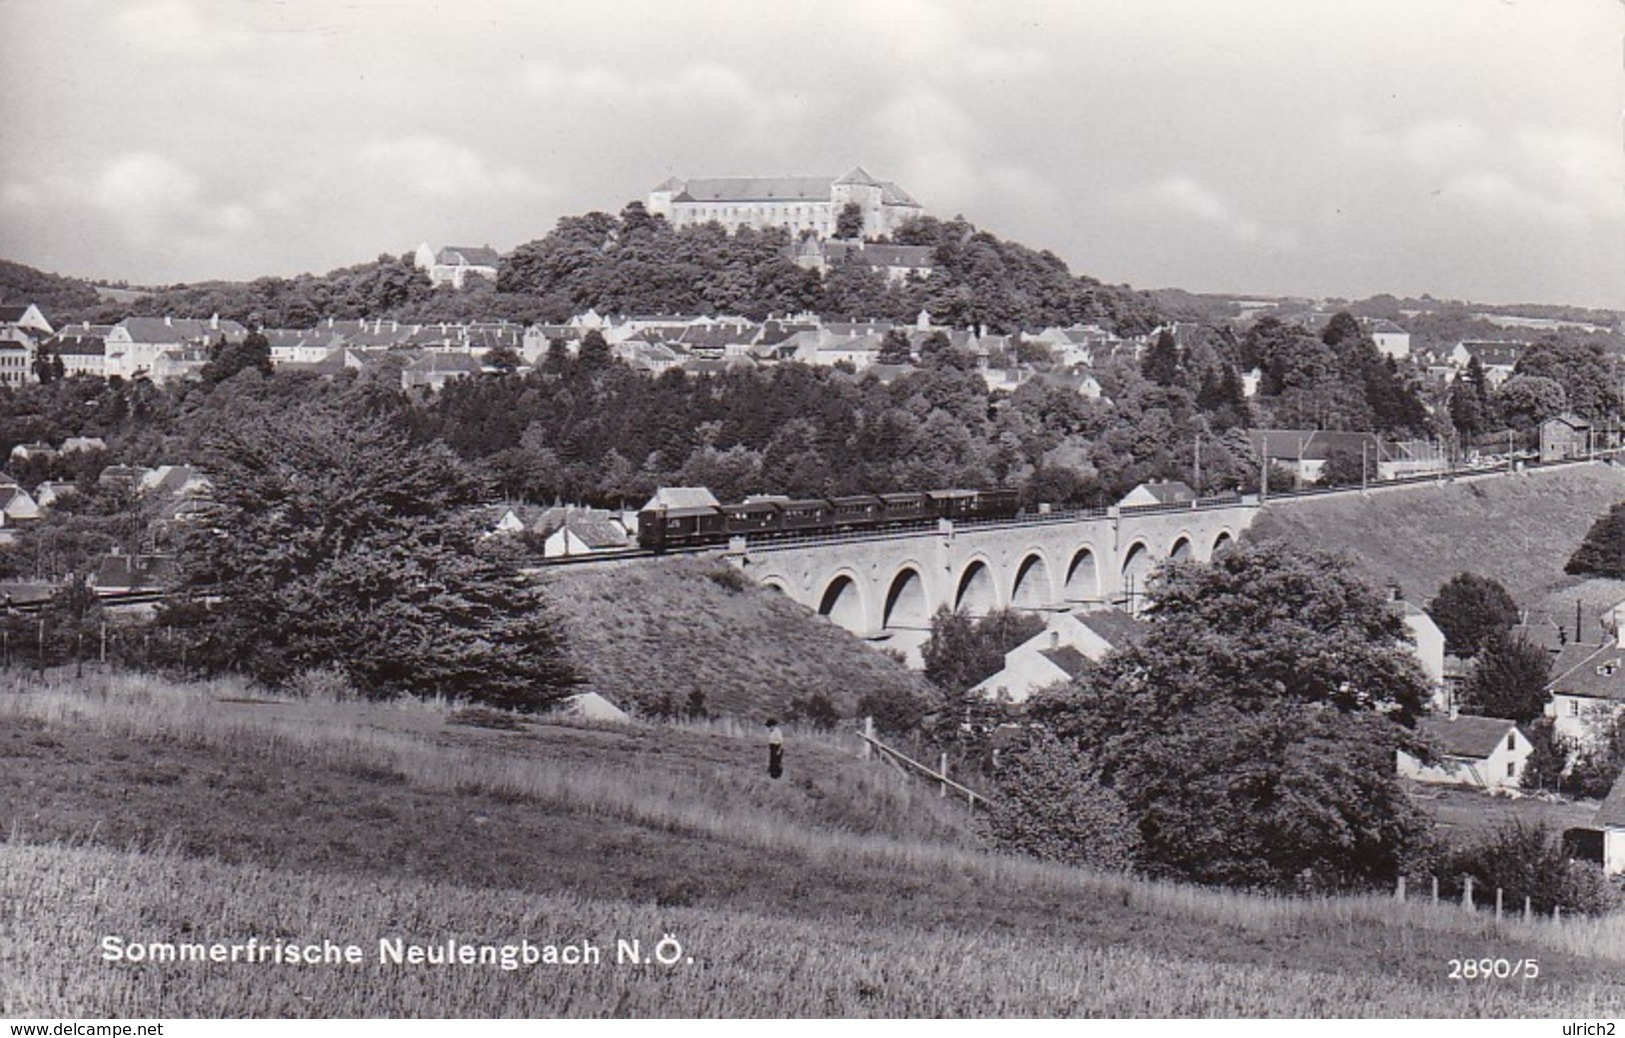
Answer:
[6,673,1625,1017]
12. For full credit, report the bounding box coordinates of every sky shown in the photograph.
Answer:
[1,0,1622,309]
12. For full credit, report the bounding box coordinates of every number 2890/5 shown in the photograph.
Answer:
[1447,958,1538,979]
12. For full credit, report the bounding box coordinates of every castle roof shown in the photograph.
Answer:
[676,176,837,203]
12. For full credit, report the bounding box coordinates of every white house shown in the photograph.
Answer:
[1545,618,1625,744]
[1588,773,1625,874]
[542,515,629,558]
[1394,599,1447,710]
[413,243,501,290]
[1368,319,1411,360]
[971,609,1146,703]
[1397,713,1532,792]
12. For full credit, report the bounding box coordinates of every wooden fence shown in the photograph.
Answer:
[1394,873,1572,923]
[856,717,993,810]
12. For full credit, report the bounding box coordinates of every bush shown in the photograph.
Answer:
[983,733,1139,871]
[286,665,358,704]
[1451,819,1620,916]
[788,692,841,732]
[855,687,930,738]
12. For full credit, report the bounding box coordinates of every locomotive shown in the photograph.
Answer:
[637,487,1022,552]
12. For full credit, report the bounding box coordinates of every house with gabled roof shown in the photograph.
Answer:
[1396,713,1531,791]
[400,350,481,392]
[543,514,629,558]
[1448,341,1524,385]
[413,243,501,290]
[1545,623,1625,744]
[970,609,1148,704]
[641,486,721,512]
[1118,480,1196,508]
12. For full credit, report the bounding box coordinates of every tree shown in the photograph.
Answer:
[921,606,1045,695]
[1496,374,1567,430]
[1021,542,1434,892]
[877,329,912,365]
[1458,631,1552,723]
[577,329,613,371]
[1140,329,1182,387]
[1519,717,1572,795]
[835,201,864,240]
[201,330,273,385]
[1317,445,1374,488]
[1567,503,1625,579]
[166,400,578,710]
[1426,573,1520,657]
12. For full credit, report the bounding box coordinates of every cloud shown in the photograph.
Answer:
[1339,116,1625,228]
[105,0,252,55]
[2,151,262,259]
[519,60,807,131]
[357,136,547,199]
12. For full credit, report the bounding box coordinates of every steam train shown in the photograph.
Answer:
[637,488,1022,552]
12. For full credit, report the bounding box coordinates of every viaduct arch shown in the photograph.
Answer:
[741,502,1254,660]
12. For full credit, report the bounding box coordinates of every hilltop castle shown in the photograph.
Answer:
[647,166,923,239]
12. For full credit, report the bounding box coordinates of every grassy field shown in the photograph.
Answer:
[543,555,936,720]
[7,672,1625,1017]
[1248,462,1625,607]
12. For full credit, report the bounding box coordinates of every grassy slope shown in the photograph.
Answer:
[6,674,1625,1017]
[1247,463,1625,608]
[543,556,935,720]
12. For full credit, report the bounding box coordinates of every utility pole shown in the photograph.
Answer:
[1259,440,1269,502]
[1193,433,1202,493]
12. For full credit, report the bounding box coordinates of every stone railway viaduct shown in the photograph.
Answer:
[730,500,1255,659]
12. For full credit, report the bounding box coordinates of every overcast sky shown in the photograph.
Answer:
[1,0,1621,308]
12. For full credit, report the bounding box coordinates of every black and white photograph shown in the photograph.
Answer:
[2,0,1624,1023]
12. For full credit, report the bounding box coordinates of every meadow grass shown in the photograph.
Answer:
[5,841,1623,1018]
[1249,461,1625,603]
[8,671,1625,1017]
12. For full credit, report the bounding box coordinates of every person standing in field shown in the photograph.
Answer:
[766,719,784,779]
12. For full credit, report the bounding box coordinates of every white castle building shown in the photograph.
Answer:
[647,166,922,239]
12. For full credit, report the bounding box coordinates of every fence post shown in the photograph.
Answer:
[1431,876,1439,904]
[1463,876,1474,910]
[1554,905,1562,925]
[1395,876,1406,902]
[1495,887,1503,921]
[939,752,948,798]
[1524,896,1531,922]
[862,716,874,761]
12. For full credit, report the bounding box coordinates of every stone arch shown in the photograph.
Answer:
[760,576,789,595]
[1064,546,1101,601]
[1169,534,1194,562]
[955,558,1000,615]
[882,565,932,631]
[817,572,868,633]
[1010,552,1052,609]
[1212,530,1236,558]
[1122,541,1155,611]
